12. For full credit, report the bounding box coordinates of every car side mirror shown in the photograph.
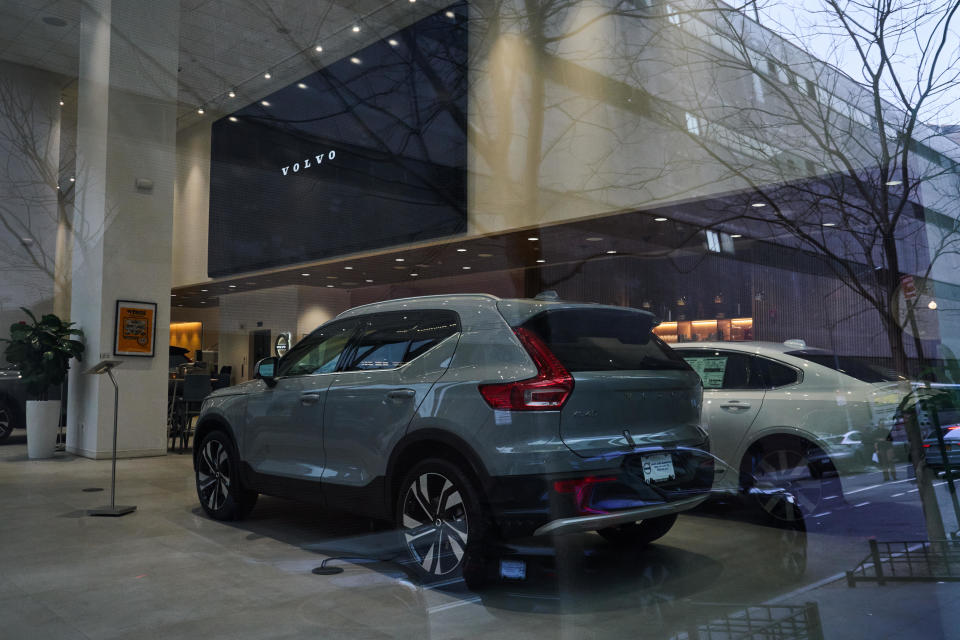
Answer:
[254,356,278,387]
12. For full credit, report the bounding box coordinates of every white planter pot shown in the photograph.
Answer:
[26,400,61,459]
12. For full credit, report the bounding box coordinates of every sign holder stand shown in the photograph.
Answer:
[84,359,136,517]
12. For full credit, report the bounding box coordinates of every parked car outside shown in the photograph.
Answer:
[192,294,714,584]
[673,341,903,516]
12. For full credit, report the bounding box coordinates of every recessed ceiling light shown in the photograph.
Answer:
[822,222,836,227]
[395,258,405,262]
[750,202,766,208]
[527,237,538,241]
[314,45,323,53]
[462,266,472,270]
[445,10,455,18]
[478,253,493,258]
[228,284,237,288]
[456,248,467,252]
[730,234,742,238]
[326,276,338,280]
[352,25,361,32]
[177,304,183,307]
[326,284,335,288]
[536,259,546,263]
[228,89,236,98]
[388,39,399,46]
[200,301,206,304]
[365,279,374,283]
[344,266,353,270]
[408,0,416,4]
[200,289,208,292]
[263,71,272,79]
[606,250,617,254]
[171,294,177,297]
[58,98,64,106]
[301,273,310,276]
[69,177,75,182]
[410,273,419,277]
[885,180,902,186]
[654,217,668,222]
[586,236,603,241]
[228,116,238,122]
[261,100,270,107]
[197,106,205,115]
[297,82,308,89]
[350,57,362,65]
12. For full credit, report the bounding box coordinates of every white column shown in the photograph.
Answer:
[66,0,180,458]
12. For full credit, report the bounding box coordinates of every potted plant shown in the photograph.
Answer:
[1,309,84,458]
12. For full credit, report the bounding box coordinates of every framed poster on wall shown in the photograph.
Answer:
[114,300,157,357]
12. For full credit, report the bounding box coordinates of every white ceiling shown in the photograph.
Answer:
[0,0,448,126]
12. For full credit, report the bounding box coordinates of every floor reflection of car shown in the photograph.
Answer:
[192,294,714,585]
[673,341,903,515]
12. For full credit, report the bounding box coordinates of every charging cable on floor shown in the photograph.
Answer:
[312,554,403,576]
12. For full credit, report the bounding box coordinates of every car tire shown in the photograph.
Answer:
[195,430,258,521]
[396,458,491,587]
[742,438,838,519]
[0,398,18,443]
[597,513,678,547]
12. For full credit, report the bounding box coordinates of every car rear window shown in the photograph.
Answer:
[786,351,899,383]
[519,308,690,372]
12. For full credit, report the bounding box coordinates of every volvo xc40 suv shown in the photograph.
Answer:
[193,295,713,581]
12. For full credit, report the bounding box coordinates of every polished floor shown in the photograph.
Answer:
[1,433,959,639]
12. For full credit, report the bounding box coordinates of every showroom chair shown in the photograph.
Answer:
[174,372,212,452]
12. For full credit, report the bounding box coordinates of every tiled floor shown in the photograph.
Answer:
[1,435,958,639]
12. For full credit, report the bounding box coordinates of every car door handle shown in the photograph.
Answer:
[720,401,751,410]
[386,389,416,401]
[300,392,321,406]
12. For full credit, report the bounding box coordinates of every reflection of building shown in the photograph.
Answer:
[0,0,958,457]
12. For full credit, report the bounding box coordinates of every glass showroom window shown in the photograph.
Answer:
[0,0,958,638]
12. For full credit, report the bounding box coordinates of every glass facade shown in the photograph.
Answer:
[2,0,960,636]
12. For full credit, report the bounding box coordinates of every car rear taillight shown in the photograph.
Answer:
[478,327,574,411]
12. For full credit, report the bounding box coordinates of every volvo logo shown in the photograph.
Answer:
[281,149,336,176]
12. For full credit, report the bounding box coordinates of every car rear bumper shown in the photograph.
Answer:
[485,446,714,538]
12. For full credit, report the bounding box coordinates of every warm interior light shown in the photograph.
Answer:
[388,39,399,46]
[297,82,307,89]
[261,100,270,107]
[228,116,238,122]
[350,57,361,64]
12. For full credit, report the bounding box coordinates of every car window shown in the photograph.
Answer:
[786,350,899,383]
[340,310,460,371]
[519,308,689,372]
[758,358,800,388]
[679,350,766,389]
[278,319,357,376]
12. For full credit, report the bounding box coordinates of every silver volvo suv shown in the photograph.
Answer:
[193,294,712,581]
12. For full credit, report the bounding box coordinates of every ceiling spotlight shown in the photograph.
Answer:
[410,273,419,277]
[730,234,742,238]
[200,289,209,292]
[228,284,237,288]
[350,57,362,65]
[69,176,75,182]
[171,294,177,297]
[606,250,617,254]
[301,272,310,276]
[928,300,938,310]
[388,39,399,46]
[197,106,205,115]
[297,82,308,89]
[822,222,836,227]
[314,44,323,53]
[365,279,374,283]
[409,0,416,3]
[750,202,766,208]
[264,70,272,79]
[445,10,455,18]
[228,116,238,122]
[527,237,539,241]
[261,100,271,107]
[352,25,361,32]
[885,180,902,186]
[536,259,546,263]
[395,258,405,262]
[456,248,467,252]
[200,301,206,304]
[326,276,338,280]
[344,266,354,270]
[586,236,603,242]
[462,266,471,270]
[58,98,64,106]
[478,253,493,258]
[326,284,335,288]
[654,217,668,222]
[228,89,236,98]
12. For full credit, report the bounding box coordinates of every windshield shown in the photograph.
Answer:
[786,351,900,383]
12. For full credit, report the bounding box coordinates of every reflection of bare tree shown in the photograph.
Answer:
[609,0,960,538]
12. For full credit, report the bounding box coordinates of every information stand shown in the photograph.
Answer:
[84,359,137,517]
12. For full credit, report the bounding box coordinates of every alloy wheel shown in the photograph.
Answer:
[401,472,470,576]
[197,439,231,512]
